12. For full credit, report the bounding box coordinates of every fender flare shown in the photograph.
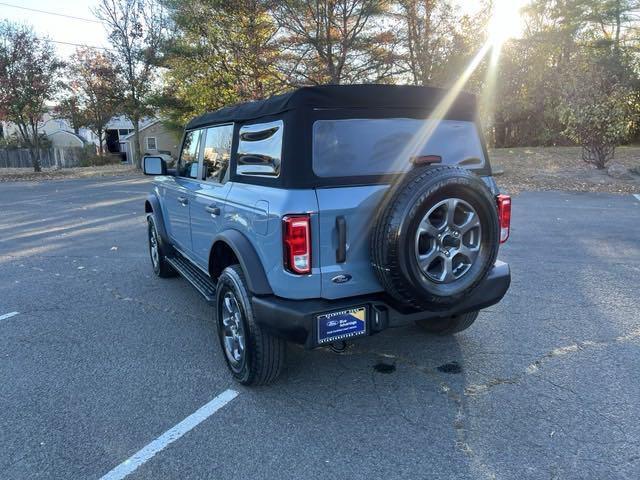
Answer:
[145,194,172,250]
[211,229,273,296]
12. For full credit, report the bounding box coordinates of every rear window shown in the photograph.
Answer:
[312,118,486,177]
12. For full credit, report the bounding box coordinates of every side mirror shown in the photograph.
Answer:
[143,156,167,175]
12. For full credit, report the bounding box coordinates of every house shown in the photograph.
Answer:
[121,120,181,164]
[1,113,159,163]
[2,113,92,145]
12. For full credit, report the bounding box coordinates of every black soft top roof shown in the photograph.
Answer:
[186,84,477,130]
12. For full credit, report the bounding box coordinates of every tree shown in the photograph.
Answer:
[0,21,63,172]
[55,95,86,134]
[273,0,395,85]
[94,0,169,167]
[64,48,123,155]
[558,52,636,168]
[157,0,283,129]
[395,0,472,86]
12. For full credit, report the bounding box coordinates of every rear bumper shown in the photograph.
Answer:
[252,260,511,349]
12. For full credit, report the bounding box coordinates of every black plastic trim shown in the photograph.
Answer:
[145,194,172,252]
[212,229,273,296]
[336,216,347,263]
[252,260,511,348]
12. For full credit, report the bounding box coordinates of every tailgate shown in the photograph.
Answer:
[315,185,389,299]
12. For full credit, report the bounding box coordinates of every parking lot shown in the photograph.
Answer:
[1,176,639,479]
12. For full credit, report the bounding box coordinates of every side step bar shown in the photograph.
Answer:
[166,254,217,304]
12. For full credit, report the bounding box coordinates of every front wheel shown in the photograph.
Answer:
[415,311,479,335]
[147,216,176,278]
[215,265,286,385]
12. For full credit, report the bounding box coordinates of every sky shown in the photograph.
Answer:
[0,1,520,60]
[0,0,111,58]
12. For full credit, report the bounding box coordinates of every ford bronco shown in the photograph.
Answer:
[143,85,511,385]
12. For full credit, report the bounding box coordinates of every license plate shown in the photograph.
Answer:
[317,307,367,344]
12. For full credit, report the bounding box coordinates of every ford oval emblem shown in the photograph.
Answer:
[331,274,352,284]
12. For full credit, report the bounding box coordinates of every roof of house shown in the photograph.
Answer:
[185,84,478,130]
[121,120,161,141]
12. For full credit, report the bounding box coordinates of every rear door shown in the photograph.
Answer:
[190,124,234,266]
[163,129,202,253]
[315,185,389,299]
[313,117,489,300]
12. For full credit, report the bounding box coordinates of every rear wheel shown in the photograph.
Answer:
[416,311,479,335]
[216,265,286,386]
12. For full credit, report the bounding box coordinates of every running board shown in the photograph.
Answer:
[166,254,217,304]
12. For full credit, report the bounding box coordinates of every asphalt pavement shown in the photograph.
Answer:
[0,176,639,479]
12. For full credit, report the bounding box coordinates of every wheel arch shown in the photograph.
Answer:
[209,230,273,296]
[145,194,171,247]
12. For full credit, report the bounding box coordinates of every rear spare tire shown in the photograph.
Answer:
[371,166,499,309]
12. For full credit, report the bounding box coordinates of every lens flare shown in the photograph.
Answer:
[392,41,493,168]
[488,0,526,47]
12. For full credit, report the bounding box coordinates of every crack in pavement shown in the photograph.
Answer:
[349,347,498,479]
[465,327,640,397]
[348,328,640,479]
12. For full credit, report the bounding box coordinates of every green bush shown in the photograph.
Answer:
[558,53,637,169]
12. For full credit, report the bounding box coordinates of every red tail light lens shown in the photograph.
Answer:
[497,194,511,243]
[283,215,311,274]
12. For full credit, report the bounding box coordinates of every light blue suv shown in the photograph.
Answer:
[143,85,511,385]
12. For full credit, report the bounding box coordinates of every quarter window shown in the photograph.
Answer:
[202,124,233,183]
[178,129,202,178]
[237,120,283,177]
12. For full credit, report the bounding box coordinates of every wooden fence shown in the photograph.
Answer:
[0,147,88,169]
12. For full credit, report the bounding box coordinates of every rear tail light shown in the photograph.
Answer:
[497,194,511,243]
[283,215,311,274]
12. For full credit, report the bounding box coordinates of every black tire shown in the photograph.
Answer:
[147,215,176,278]
[416,311,479,335]
[215,265,286,386]
[371,166,499,310]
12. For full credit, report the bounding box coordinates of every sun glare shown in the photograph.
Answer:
[488,0,526,46]
[386,1,527,177]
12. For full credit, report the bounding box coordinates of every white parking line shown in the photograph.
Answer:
[100,389,239,480]
[633,194,640,202]
[0,311,19,321]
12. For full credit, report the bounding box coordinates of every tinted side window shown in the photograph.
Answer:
[203,124,233,183]
[178,129,202,178]
[237,120,283,177]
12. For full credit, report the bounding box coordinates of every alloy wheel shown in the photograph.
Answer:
[220,291,246,371]
[414,198,482,283]
[149,224,160,270]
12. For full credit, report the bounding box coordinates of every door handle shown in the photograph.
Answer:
[177,196,189,206]
[205,204,221,216]
[336,216,347,263]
